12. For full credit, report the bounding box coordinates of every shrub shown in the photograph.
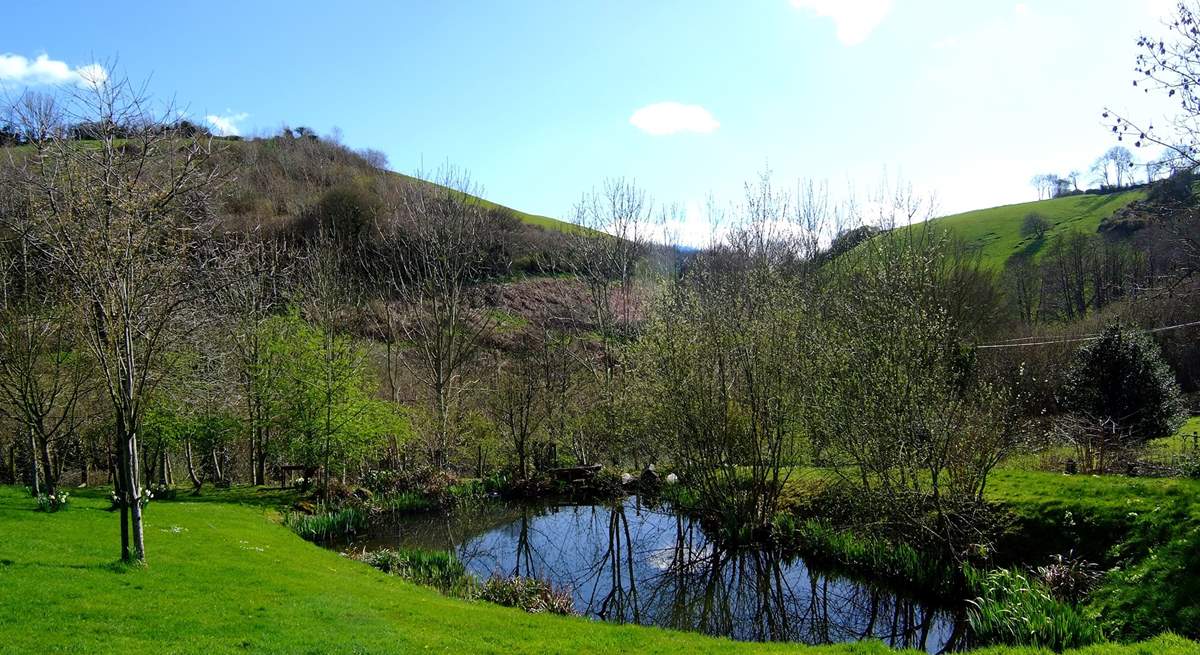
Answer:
[299,183,381,239]
[477,575,575,615]
[1061,325,1186,443]
[1147,168,1194,205]
[1035,552,1102,604]
[1020,212,1052,240]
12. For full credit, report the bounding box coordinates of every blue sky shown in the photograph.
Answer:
[0,1,1181,241]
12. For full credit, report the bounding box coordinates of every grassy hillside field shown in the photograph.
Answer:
[1,484,1196,655]
[920,191,1144,268]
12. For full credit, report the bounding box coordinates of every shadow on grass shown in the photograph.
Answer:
[69,484,299,509]
[168,485,300,508]
[0,558,142,574]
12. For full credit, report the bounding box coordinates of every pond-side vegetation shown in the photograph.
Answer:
[332,495,965,651]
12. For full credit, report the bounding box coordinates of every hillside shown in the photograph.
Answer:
[921,191,1144,268]
[1,136,581,235]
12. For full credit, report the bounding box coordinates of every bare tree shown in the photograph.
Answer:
[1090,147,1135,189]
[1030,173,1054,200]
[562,178,653,465]
[2,72,224,562]
[1002,255,1041,325]
[1107,1,1200,167]
[485,347,544,481]
[375,168,499,469]
[0,236,91,495]
[642,173,833,536]
[209,235,292,485]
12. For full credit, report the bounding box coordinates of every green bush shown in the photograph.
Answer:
[1061,325,1185,443]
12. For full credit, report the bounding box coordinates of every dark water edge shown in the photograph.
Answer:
[332,496,967,652]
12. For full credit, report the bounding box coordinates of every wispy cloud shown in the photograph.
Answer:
[629,102,719,136]
[0,53,108,87]
[790,0,892,46]
[205,112,249,137]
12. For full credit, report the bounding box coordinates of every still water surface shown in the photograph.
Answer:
[343,497,965,652]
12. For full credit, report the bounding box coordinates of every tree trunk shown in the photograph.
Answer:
[184,438,202,491]
[28,427,40,497]
[37,431,55,493]
[211,447,223,483]
[127,424,145,562]
[7,443,16,484]
[114,427,130,561]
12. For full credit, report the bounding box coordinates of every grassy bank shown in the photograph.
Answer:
[986,469,1200,641]
[0,485,1195,654]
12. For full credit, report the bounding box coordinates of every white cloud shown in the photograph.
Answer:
[790,0,892,46]
[0,53,107,87]
[629,102,719,136]
[205,112,249,137]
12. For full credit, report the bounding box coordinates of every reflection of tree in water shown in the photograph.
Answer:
[376,497,962,653]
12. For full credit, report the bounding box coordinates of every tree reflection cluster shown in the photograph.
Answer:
[358,497,964,652]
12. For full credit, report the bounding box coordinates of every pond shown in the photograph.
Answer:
[339,496,966,652]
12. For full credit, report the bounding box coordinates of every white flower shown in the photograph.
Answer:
[665,473,678,485]
[620,473,633,484]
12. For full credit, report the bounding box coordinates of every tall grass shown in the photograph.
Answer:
[374,491,432,513]
[779,517,959,593]
[966,567,1105,651]
[357,548,576,615]
[359,547,467,592]
[284,506,369,541]
[477,575,576,615]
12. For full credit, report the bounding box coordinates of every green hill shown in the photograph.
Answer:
[921,191,1144,268]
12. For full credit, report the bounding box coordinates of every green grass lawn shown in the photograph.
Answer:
[918,191,1143,269]
[2,486,1196,654]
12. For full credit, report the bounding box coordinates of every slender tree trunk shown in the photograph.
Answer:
[184,437,202,491]
[114,427,130,561]
[36,429,55,493]
[124,417,145,561]
[211,447,223,483]
[28,427,40,497]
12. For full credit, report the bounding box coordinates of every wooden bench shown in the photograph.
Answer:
[277,465,318,489]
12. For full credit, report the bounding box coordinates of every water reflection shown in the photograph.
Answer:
[352,497,963,652]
